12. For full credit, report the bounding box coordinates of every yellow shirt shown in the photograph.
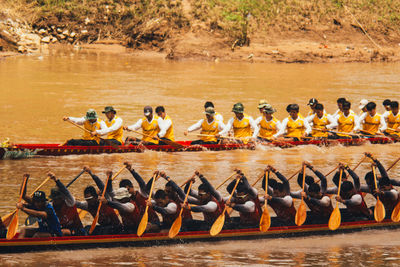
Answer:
[363,113,382,135]
[142,116,160,144]
[337,113,357,134]
[233,113,253,138]
[83,119,102,143]
[104,116,123,143]
[259,116,279,138]
[286,117,306,138]
[163,115,175,141]
[311,114,329,137]
[387,111,400,136]
[200,119,220,142]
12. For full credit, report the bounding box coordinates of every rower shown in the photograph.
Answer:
[181,171,227,231]
[75,167,122,235]
[120,163,160,232]
[332,97,346,118]
[48,172,84,236]
[307,103,337,138]
[92,106,123,146]
[382,99,392,121]
[384,101,400,137]
[63,109,105,146]
[17,175,62,238]
[148,189,179,232]
[204,101,224,123]
[219,102,258,143]
[273,104,311,141]
[261,166,296,226]
[291,162,333,223]
[226,173,262,228]
[334,101,359,138]
[125,106,160,145]
[184,107,225,144]
[306,98,319,118]
[357,102,387,135]
[155,106,175,144]
[252,104,281,141]
[358,99,369,116]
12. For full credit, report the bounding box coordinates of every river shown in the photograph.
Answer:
[0,46,400,265]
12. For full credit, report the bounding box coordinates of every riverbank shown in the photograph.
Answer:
[1,0,400,63]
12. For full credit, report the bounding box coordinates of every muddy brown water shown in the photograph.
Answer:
[0,46,400,265]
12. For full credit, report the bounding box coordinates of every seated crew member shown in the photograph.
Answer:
[273,104,311,141]
[382,99,392,121]
[63,109,105,146]
[260,166,296,226]
[384,101,400,137]
[291,162,332,223]
[358,99,369,117]
[17,174,62,238]
[48,172,84,236]
[93,106,123,146]
[125,106,161,145]
[120,163,160,232]
[148,189,179,232]
[184,107,225,144]
[219,102,258,144]
[181,172,227,231]
[204,101,224,123]
[334,101,359,138]
[155,106,175,144]
[307,103,337,138]
[332,97,347,118]
[357,102,387,135]
[252,104,281,141]
[100,187,140,234]
[75,167,122,235]
[306,98,319,119]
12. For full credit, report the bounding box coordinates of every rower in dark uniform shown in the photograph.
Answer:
[149,190,180,232]
[75,167,122,235]
[48,172,84,236]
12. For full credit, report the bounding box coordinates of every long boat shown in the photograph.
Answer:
[1,218,399,253]
[0,136,396,159]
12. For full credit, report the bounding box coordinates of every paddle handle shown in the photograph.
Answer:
[352,155,366,171]
[216,172,236,190]
[179,181,194,217]
[264,171,269,208]
[125,128,161,141]
[372,165,378,190]
[288,168,302,181]
[18,177,28,203]
[67,120,91,134]
[89,174,112,234]
[251,172,265,187]
[387,156,400,172]
[111,166,127,181]
[336,169,343,196]
[300,164,306,200]
[66,170,85,188]
[30,176,51,197]
[226,178,241,204]
[324,165,339,177]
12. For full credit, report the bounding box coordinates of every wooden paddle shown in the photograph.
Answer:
[65,120,118,147]
[88,166,126,234]
[169,180,194,238]
[125,128,185,149]
[259,170,271,232]
[387,156,400,172]
[2,176,51,226]
[288,168,302,182]
[372,165,385,222]
[137,172,159,237]
[210,177,241,236]
[216,172,237,190]
[312,128,360,138]
[295,164,307,226]
[6,175,28,240]
[328,168,343,231]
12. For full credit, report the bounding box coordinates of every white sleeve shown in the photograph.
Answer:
[254,116,262,125]
[158,117,172,138]
[187,119,204,132]
[165,202,177,214]
[332,109,339,117]
[306,113,316,123]
[273,118,288,138]
[275,119,282,133]
[379,115,387,132]
[282,195,293,207]
[326,114,338,129]
[219,118,234,135]
[304,119,312,135]
[215,113,224,123]
[127,119,143,131]
[96,117,123,135]
[68,117,86,125]
[357,113,367,130]
[218,120,226,131]
[252,117,262,138]
[383,111,390,120]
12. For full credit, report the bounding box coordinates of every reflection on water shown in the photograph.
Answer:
[0,47,400,264]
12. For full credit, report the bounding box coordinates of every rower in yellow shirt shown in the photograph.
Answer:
[332,98,347,118]
[335,101,359,138]
[204,101,224,124]
[63,109,105,145]
[92,106,124,145]
[357,102,387,135]
[184,107,225,144]
[384,101,400,137]
[219,102,258,143]
[273,104,311,140]
[253,104,281,141]
[307,103,337,138]
[125,106,161,145]
[155,106,175,144]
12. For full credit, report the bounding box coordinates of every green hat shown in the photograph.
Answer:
[263,104,276,114]
[232,102,244,113]
[49,187,64,200]
[258,99,269,109]
[85,109,98,120]
[204,107,215,115]
[102,106,116,114]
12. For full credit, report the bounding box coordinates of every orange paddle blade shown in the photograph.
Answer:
[259,209,271,232]
[168,215,183,238]
[210,213,225,236]
[137,208,149,237]
[374,197,386,222]
[328,204,341,231]
[1,210,17,228]
[391,201,400,222]
[295,200,307,226]
[6,212,18,240]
